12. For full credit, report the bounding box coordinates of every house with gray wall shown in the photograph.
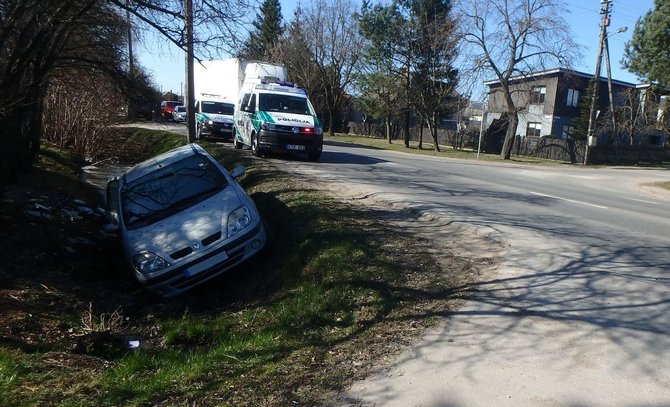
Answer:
[483,68,637,140]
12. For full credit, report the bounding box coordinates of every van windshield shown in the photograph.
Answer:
[258,94,310,115]
[202,101,234,115]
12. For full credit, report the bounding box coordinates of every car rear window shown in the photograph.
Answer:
[121,154,228,229]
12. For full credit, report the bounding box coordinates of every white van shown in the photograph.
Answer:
[234,81,323,161]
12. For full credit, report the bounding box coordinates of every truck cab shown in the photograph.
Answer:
[195,96,236,141]
[234,81,323,161]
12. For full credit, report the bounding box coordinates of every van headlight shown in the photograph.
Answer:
[132,252,170,275]
[207,120,214,125]
[227,206,252,237]
[261,123,276,131]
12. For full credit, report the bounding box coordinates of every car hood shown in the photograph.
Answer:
[202,113,234,123]
[125,186,243,260]
[266,112,316,127]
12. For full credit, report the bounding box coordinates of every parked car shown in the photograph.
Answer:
[160,100,182,120]
[172,105,186,122]
[104,144,266,297]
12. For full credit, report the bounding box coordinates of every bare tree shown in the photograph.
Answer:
[456,0,580,159]
[300,0,364,136]
[269,6,323,110]
[0,0,254,194]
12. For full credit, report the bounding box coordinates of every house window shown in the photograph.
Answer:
[567,89,579,107]
[531,86,546,104]
[526,122,542,137]
[562,125,576,139]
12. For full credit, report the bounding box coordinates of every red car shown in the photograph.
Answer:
[160,100,182,120]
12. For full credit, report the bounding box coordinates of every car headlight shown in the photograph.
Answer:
[132,251,170,275]
[227,206,252,237]
[314,126,323,135]
[261,122,276,131]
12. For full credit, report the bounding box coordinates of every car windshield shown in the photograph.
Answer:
[258,94,310,115]
[175,106,186,112]
[202,101,234,115]
[121,154,228,229]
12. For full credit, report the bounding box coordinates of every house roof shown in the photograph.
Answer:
[483,68,638,88]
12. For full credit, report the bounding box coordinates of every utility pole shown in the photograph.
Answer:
[585,0,611,165]
[126,0,134,120]
[184,0,196,143]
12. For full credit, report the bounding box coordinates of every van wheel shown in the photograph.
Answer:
[251,133,261,157]
[234,137,243,150]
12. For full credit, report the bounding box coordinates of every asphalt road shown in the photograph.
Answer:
[266,141,670,406]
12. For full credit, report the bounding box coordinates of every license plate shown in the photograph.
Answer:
[286,144,305,151]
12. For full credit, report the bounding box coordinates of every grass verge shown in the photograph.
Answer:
[326,133,571,165]
[0,132,478,406]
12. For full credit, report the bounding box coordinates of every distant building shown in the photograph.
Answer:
[483,68,637,140]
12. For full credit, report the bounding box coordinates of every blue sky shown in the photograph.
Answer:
[138,0,654,97]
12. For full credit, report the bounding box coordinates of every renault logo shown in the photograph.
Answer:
[192,242,201,250]
[292,127,299,134]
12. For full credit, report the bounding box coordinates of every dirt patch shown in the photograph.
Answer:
[641,181,670,201]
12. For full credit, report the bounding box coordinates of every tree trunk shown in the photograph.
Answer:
[328,108,335,137]
[418,118,424,149]
[404,109,410,147]
[500,112,517,159]
[386,115,392,144]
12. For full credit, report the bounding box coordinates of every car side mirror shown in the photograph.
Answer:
[230,165,245,178]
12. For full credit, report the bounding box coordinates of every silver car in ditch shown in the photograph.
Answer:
[105,144,266,297]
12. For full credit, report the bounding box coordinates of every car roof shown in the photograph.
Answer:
[123,144,207,184]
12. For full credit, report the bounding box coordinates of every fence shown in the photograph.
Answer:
[347,122,670,165]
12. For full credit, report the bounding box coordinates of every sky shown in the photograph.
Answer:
[137,0,655,99]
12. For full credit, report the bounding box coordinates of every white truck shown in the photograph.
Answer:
[193,60,243,141]
[193,59,290,142]
[194,58,323,160]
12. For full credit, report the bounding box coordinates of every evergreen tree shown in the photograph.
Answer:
[623,0,670,87]
[408,0,459,152]
[239,0,284,60]
[573,81,595,142]
[357,0,408,142]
